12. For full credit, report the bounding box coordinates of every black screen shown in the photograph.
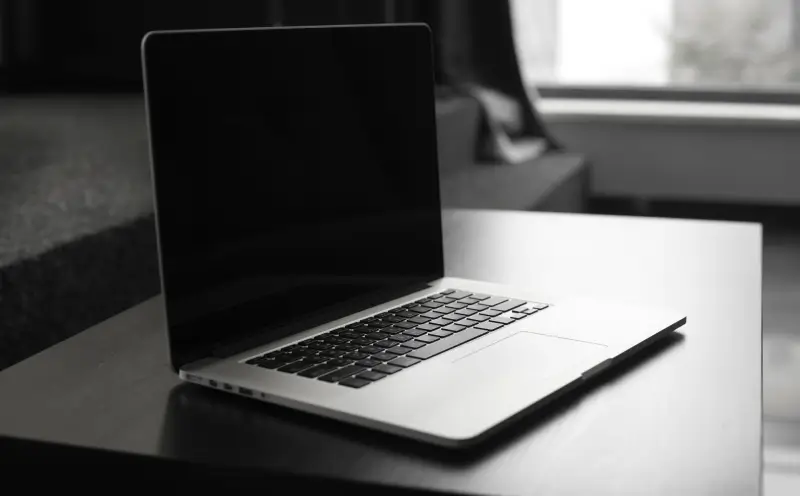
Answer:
[143,25,443,370]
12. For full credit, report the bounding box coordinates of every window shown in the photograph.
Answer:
[512,0,800,91]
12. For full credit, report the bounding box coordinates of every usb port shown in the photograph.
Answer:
[238,387,253,397]
[209,380,218,388]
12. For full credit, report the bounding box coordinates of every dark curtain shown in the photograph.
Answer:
[436,1,559,149]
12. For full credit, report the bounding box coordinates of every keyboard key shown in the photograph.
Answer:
[389,334,413,342]
[377,312,393,318]
[468,304,489,312]
[429,330,453,338]
[407,328,489,360]
[318,365,366,383]
[344,352,370,360]
[494,299,526,312]
[430,318,451,326]
[416,323,440,332]
[327,358,353,367]
[366,332,389,340]
[434,297,457,304]
[323,336,349,344]
[455,308,477,316]
[367,321,389,329]
[346,323,365,329]
[510,312,527,320]
[255,359,283,369]
[439,289,456,295]
[481,309,502,317]
[420,311,441,319]
[298,363,340,378]
[531,302,549,310]
[442,323,466,333]
[447,290,472,299]
[374,340,397,348]
[371,352,396,361]
[469,293,490,301]
[307,343,334,351]
[384,316,405,323]
[351,338,375,346]
[356,359,382,368]
[408,316,431,324]
[273,353,299,363]
[340,377,371,388]
[359,346,383,354]
[490,316,515,325]
[446,302,468,310]
[381,326,404,335]
[482,296,508,307]
[461,298,480,305]
[403,340,426,349]
[396,311,417,318]
[356,371,387,381]
[403,328,427,337]
[389,357,421,368]
[431,307,455,315]
[335,344,359,351]
[422,301,443,309]
[340,332,362,340]
[387,346,413,355]
[416,335,439,343]
[394,322,417,329]
[475,321,504,332]
[464,314,490,322]
[441,314,462,322]
[318,350,344,358]
[364,317,378,324]
[373,364,402,374]
[409,306,429,314]
[523,308,540,315]
[299,339,317,345]
[277,360,318,373]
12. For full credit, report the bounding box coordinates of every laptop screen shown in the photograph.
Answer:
[143,25,443,369]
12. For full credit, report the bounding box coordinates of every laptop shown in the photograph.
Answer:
[141,24,686,447]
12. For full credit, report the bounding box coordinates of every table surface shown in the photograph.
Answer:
[0,210,762,495]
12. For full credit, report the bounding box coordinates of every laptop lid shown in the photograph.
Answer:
[142,24,443,371]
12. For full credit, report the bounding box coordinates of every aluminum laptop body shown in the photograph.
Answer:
[141,24,686,447]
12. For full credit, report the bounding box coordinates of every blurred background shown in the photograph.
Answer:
[0,1,797,492]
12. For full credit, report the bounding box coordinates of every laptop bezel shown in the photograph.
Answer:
[140,24,445,372]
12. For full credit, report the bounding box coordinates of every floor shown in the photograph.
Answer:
[591,198,800,495]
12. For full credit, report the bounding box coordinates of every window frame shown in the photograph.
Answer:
[535,84,800,105]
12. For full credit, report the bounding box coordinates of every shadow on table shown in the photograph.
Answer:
[158,333,685,472]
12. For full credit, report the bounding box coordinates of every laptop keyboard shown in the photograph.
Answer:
[243,289,549,389]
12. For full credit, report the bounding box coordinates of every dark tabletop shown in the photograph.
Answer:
[0,210,762,495]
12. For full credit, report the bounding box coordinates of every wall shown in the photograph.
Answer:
[541,99,800,205]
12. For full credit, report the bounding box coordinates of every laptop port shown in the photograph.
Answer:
[238,387,254,397]
[223,383,233,391]
[209,380,218,388]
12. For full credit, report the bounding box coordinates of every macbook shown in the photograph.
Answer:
[141,24,686,446]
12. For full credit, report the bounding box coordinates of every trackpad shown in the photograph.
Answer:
[454,332,608,382]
